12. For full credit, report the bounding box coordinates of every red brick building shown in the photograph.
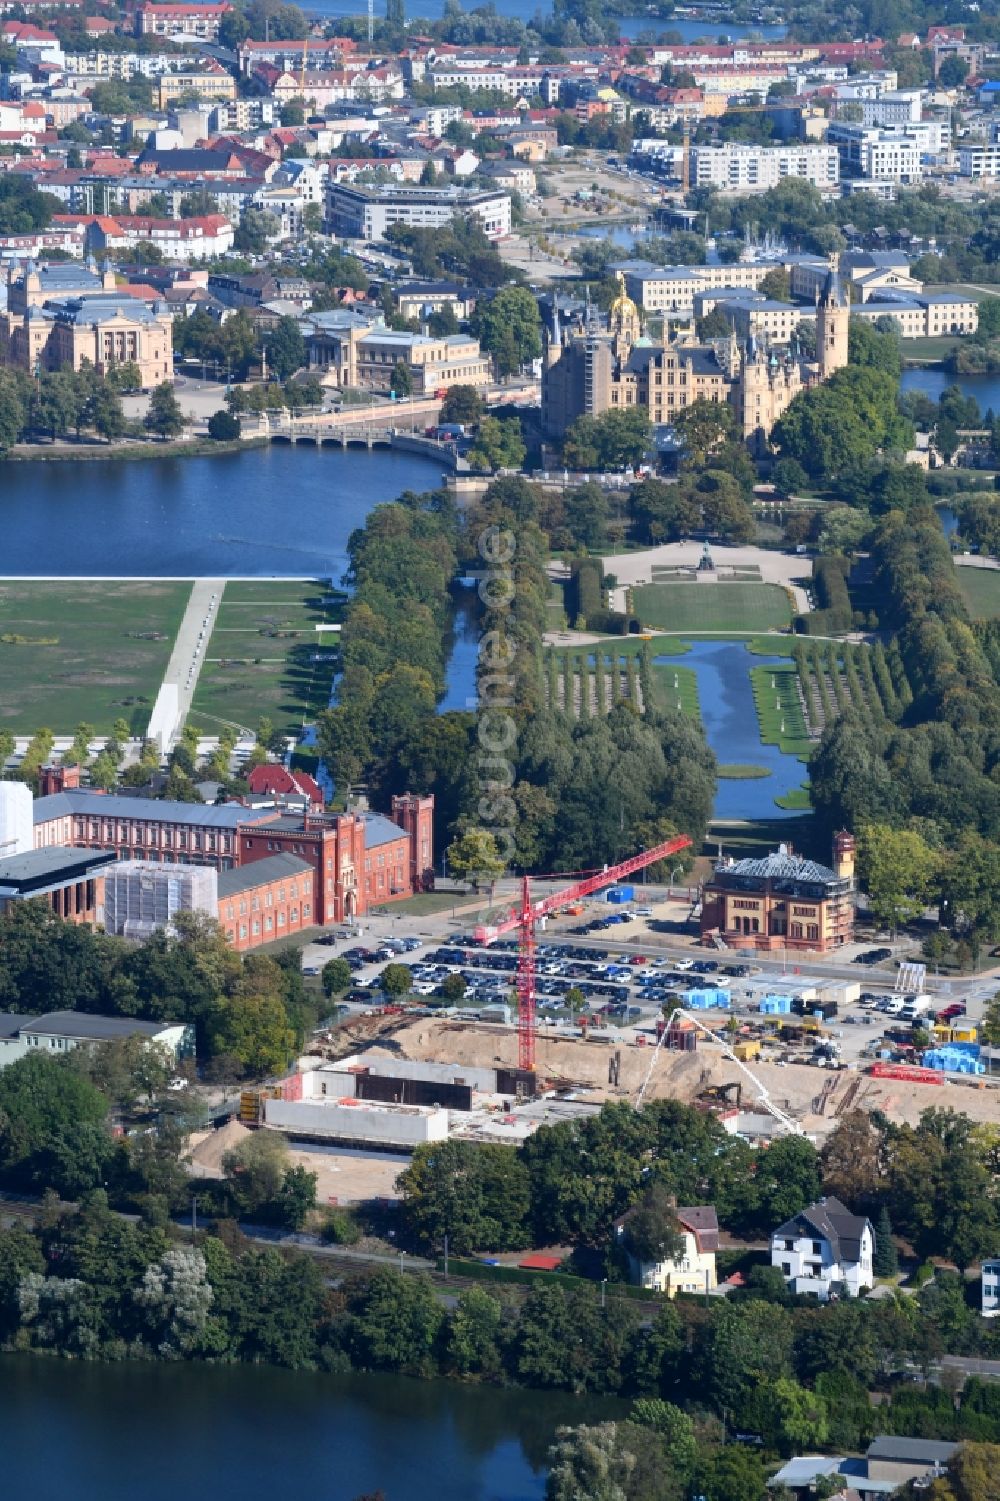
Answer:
[30,785,434,931]
[238,794,434,925]
[217,853,314,951]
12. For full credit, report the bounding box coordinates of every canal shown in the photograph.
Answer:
[0,1353,624,1501]
[656,640,808,819]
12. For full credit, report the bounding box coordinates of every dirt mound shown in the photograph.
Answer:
[185,1118,251,1177]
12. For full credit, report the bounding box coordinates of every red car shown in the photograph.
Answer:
[628,955,649,965]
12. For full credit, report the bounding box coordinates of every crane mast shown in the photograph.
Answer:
[475,834,692,1073]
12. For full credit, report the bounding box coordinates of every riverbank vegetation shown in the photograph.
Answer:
[6,1081,1000,1496]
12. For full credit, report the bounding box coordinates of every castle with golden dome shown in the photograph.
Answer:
[541,268,850,455]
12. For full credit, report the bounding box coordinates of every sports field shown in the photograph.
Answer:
[633,581,793,633]
[0,580,189,736]
[189,579,345,737]
[956,566,1000,620]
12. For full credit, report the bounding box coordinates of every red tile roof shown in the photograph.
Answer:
[247,764,324,809]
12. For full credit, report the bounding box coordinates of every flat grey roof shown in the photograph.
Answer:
[0,847,116,886]
[22,1012,174,1040]
[867,1437,958,1464]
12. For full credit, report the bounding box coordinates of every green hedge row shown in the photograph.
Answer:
[568,558,603,623]
[437,1255,662,1300]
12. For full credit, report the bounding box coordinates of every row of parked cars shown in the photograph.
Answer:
[852,947,894,966]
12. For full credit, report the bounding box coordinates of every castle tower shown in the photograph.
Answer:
[816,261,849,380]
[609,271,641,362]
[736,335,772,450]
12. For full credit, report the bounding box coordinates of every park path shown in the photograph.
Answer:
[161,579,225,736]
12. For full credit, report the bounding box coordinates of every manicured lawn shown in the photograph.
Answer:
[189,579,346,738]
[633,582,792,633]
[750,662,813,757]
[900,336,963,363]
[649,661,700,719]
[717,764,770,778]
[0,580,189,736]
[956,567,1000,620]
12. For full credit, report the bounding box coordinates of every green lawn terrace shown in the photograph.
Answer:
[632,578,794,634]
[0,580,190,736]
[189,579,347,739]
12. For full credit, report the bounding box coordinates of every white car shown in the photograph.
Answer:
[674,958,695,972]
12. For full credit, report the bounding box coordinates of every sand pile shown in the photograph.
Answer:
[185,1118,252,1177]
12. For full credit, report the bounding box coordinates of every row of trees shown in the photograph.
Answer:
[396,1099,1000,1274]
[0,366,182,454]
[8,1182,1000,1450]
[0,904,316,1085]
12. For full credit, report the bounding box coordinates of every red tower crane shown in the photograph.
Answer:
[473,834,693,1073]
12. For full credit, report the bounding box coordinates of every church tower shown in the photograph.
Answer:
[816,261,849,380]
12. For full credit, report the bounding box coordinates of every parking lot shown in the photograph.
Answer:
[297,890,997,1080]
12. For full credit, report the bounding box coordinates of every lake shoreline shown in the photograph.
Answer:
[4,435,269,465]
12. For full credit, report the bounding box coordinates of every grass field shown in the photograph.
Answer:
[750,661,813,757]
[0,580,189,736]
[633,582,792,634]
[900,336,963,363]
[189,579,346,738]
[956,567,1000,620]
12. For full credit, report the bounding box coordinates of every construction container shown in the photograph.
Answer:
[607,886,635,904]
[660,1021,697,1051]
[923,1044,986,1076]
[732,1040,761,1062]
[759,994,793,1015]
[686,987,731,1010]
[813,981,860,1007]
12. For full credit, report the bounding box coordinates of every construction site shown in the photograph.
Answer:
[201,833,1000,1205]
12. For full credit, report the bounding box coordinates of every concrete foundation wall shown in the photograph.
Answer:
[263,1097,449,1146]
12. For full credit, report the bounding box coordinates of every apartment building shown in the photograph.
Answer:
[156,66,237,107]
[959,143,1000,178]
[689,142,839,190]
[85,212,235,261]
[827,122,924,182]
[135,2,232,39]
[326,181,511,240]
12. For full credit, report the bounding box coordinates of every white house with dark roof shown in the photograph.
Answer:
[771,1195,874,1300]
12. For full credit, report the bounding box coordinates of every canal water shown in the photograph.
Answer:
[656,640,808,818]
[0,446,447,579]
[0,1353,624,1501]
